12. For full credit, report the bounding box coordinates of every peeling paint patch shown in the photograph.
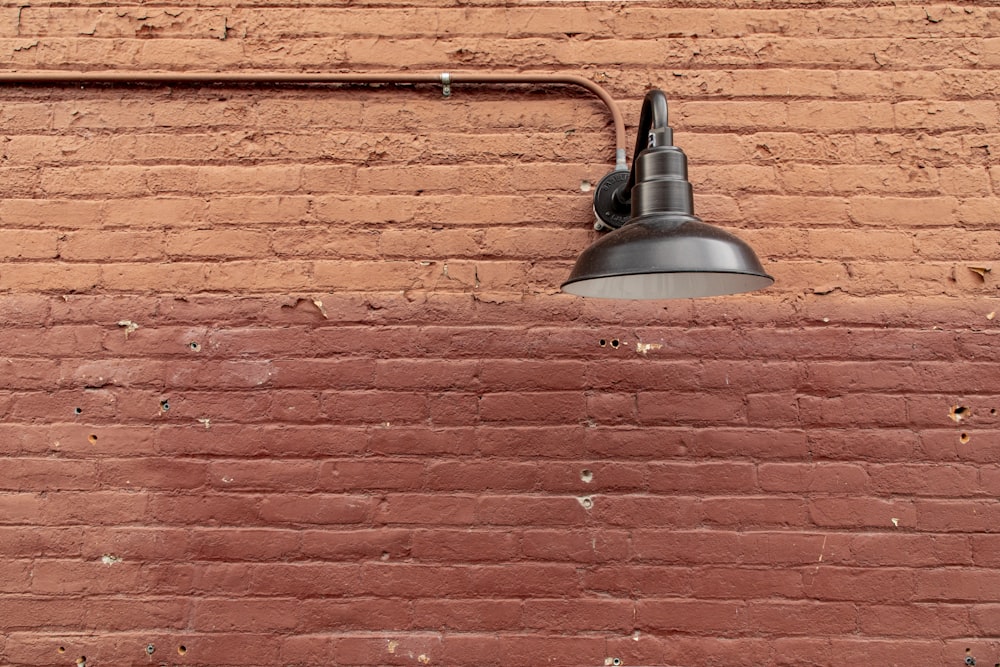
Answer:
[636,341,663,355]
[969,265,992,281]
[311,298,328,318]
[117,320,139,339]
[100,554,121,565]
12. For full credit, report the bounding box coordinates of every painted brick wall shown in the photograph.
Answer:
[1,1,999,666]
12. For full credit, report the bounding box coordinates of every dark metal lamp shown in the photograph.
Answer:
[562,90,774,300]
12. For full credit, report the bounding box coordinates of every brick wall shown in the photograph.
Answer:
[1,2,999,666]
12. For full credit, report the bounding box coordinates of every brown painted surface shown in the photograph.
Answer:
[2,1,1000,666]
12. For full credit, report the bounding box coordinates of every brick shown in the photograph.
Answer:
[0,527,83,558]
[809,498,916,529]
[799,394,908,427]
[258,494,372,525]
[425,460,540,491]
[319,459,423,491]
[0,456,98,492]
[757,463,869,494]
[299,599,412,631]
[414,599,522,631]
[636,391,744,424]
[915,570,1000,602]
[248,563,362,597]
[300,528,411,560]
[192,598,300,632]
[30,560,143,595]
[98,458,207,490]
[334,633,443,667]
[637,599,747,634]
[694,567,803,599]
[410,528,519,562]
[803,567,915,603]
[521,529,628,563]
[478,391,585,423]
[632,530,741,564]
[467,564,583,597]
[0,230,58,260]
[522,599,633,631]
[648,462,755,493]
[703,497,808,528]
[476,494,588,526]
[320,391,429,423]
[859,604,972,637]
[748,601,858,635]
[376,493,477,525]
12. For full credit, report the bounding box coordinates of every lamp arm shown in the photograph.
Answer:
[616,89,673,207]
[592,89,675,230]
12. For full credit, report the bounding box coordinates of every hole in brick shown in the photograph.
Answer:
[961,432,970,444]
[599,339,607,347]
[57,647,65,654]
[189,342,201,352]
[160,399,170,412]
[611,339,620,348]
[74,407,82,415]
[581,469,593,483]
[578,496,594,510]
[992,409,997,417]
[380,551,390,561]
[88,434,97,444]
[580,180,592,192]
[949,405,970,422]
[178,645,187,655]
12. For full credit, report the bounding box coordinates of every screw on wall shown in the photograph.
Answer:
[159,399,170,412]
[578,496,594,510]
[965,648,976,665]
[145,644,155,656]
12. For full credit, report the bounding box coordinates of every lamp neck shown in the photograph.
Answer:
[613,89,676,210]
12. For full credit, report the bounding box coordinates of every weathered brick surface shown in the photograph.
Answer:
[1,1,999,666]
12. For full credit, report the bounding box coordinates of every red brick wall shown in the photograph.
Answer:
[1,2,999,666]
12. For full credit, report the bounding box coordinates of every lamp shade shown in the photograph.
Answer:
[562,89,773,300]
[561,214,774,299]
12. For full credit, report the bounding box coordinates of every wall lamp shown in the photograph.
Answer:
[0,71,772,300]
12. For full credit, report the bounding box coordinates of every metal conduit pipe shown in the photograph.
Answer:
[0,70,628,170]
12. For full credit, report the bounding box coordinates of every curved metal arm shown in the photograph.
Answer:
[617,89,673,207]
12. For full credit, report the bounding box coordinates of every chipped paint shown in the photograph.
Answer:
[116,320,139,339]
